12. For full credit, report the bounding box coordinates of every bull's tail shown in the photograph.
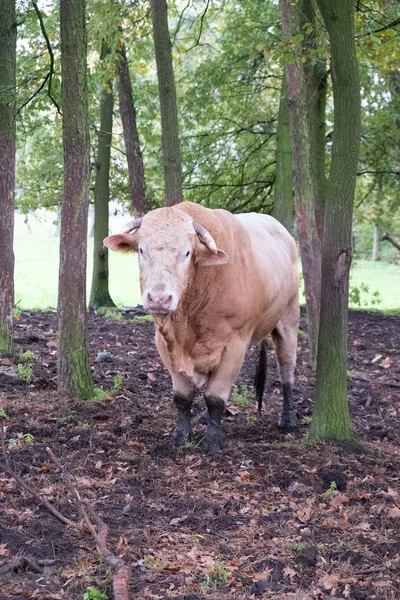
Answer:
[254,338,267,414]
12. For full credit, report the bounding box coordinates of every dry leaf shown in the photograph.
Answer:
[381,357,393,369]
[387,506,400,518]
[330,493,349,508]
[0,543,10,556]
[319,572,340,593]
[283,565,297,580]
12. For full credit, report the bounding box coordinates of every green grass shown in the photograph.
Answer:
[14,236,400,313]
[15,235,142,309]
[299,259,399,313]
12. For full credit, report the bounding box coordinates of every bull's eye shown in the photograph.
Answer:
[185,250,190,258]
[139,247,143,255]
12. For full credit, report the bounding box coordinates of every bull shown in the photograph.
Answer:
[104,202,299,453]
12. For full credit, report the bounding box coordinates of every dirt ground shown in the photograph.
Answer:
[0,309,399,600]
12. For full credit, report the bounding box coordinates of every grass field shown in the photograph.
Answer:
[15,235,400,312]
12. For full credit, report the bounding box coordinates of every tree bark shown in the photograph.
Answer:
[57,0,94,399]
[372,225,381,261]
[279,0,322,370]
[89,43,116,310]
[302,0,327,240]
[309,0,361,443]
[272,75,294,232]
[116,42,148,217]
[0,0,16,356]
[151,0,183,206]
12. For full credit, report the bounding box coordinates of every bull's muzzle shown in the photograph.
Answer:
[144,290,177,314]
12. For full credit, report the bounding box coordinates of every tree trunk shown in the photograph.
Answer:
[302,0,327,240]
[89,43,116,310]
[309,0,361,443]
[0,0,16,357]
[57,0,94,399]
[151,0,183,206]
[116,42,148,217]
[372,225,381,261]
[272,75,294,232]
[279,0,322,370]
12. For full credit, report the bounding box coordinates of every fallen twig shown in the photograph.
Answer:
[0,417,130,599]
[351,375,400,389]
[46,447,130,600]
[0,420,79,528]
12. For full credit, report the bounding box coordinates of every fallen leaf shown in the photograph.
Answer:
[169,515,188,526]
[387,506,400,518]
[0,544,10,556]
[283,565,297,580]
[381,357,393,369]
[319,572,340,593]
[330,493,349,508]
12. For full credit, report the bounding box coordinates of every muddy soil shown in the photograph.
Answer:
[0,309,399,599]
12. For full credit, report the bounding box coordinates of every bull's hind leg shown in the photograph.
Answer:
[271,295,300,430]
[171,373,194,446]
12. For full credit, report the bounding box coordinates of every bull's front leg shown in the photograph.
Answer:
[170,373,194,446]
[204,340,248,454]
[171,391,194,446]
[203,394,225,454]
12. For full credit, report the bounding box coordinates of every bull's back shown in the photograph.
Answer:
[232,213,299,338]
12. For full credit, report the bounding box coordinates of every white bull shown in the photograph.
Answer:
[104,202,299,453]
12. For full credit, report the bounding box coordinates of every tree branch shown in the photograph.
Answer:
[16,0,62,115]
[381,233,400,252]
[186,0,211,52]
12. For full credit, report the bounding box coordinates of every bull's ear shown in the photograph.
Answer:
[196,244,229,267]
[103,233,138,253]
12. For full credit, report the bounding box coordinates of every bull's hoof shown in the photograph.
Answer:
[202,429,223,454]
[278,415,297,432]
[171,427,191,447]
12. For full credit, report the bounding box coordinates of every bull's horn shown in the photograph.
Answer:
[193,221,218,254]
[120,217,143,234]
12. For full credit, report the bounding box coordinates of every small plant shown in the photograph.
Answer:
[56,415,80,427]
[92,388,108,402]
[298,329,308,339]
[132,314,153,322]
[349,283,381,308]
[82,587,107,600]
[246,414,258,425]
[113,374,124,389]
[17,363,34,384]
[8,432,35,446]
[18,350,35,362]
[14,306,22,319]
[0,409,9,419]
[183,440,201,450]
[260,505,278,514]
[231,385,252,408]
[99,307,122,321]
[294,542,308,552]
[79,421,90,430]
[301,415,312,425]
[323,481,337,499]
[201,562,230,591]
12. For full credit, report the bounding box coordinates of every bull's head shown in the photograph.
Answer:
[103,207,229,315]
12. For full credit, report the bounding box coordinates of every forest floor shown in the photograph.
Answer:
[0,309,399,600]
